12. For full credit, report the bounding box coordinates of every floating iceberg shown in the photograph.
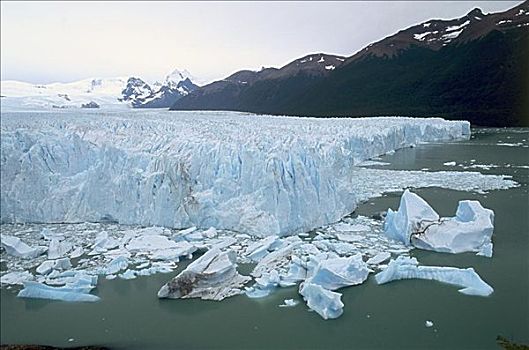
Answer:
[384,190,439,244]
[1,112,472,236]
[36,258,72,275]
[1,235,47,259]
[158,247,251,301]
[279,299,299,308]
[102,256,129,275]
[48,239,73,259]
[384,190,494,255]
[0,271,34,285]
[299,282,344,320]
[18,272,99,302]
[375,256,493,296]
[305,254,369,290]
[412,201,494,255]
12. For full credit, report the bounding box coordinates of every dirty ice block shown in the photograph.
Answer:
[157,247,250,300]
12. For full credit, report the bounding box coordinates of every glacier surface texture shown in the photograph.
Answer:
[1,111,471,236]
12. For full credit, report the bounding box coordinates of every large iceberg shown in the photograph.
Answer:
[1,111,471,236]
[17,272,99,302]
[375,256,493,296]
[384,190,439,244]
[1,234,47,259]
[157,247,251,300]
[412,201,494,255]
[384,190,494,255]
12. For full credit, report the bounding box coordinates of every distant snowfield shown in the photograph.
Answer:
[1,110,516,237]
[0,79,130,110]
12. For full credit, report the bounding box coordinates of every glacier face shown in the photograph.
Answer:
[1,111,471,237]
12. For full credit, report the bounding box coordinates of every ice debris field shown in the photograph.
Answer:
[0,111,519,319]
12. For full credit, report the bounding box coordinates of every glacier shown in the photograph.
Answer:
[1,111,473,236]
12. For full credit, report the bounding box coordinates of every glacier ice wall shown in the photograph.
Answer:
[1,111,471,236]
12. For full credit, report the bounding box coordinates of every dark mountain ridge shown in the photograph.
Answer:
[171,2,529,126]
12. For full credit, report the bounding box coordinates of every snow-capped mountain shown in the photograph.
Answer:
[131,69,198,108]
[1,69,199,110]
[171,1,528,126]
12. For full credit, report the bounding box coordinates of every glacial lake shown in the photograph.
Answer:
[1,127,528,349]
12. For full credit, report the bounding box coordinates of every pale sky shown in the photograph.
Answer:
[1,1,522,85]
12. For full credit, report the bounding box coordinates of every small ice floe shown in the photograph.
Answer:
[443,161,457,166]
[425,320,434,328]
[90,232,119,254]
[1,235,47,259]
[304,254,369,290]
[279,298,299,308]
[18,272,99,302]
[36,258,72,275]
[0,271,34,285]
[299,282,344,320]
[70,246,84,259]
[40,228,65,241]
[158,247,251,301]
[375,256,493,297]
[102,256,129,275]
[384,190,495,256]
[366,252,391,265]
[48,239,73,259]
[119,270,136,280]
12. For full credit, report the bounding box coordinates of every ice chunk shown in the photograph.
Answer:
[245,236,280,262]
[158,247,251,301]
[279,299,299,307]
[119,270,136,280]
[411,200,495,255]
[375,256,493,296]
[48,239,73,259]
[280,256,307,286]
[102,256,129,275]
[252,240,301,278]
[203,227,217,238]
[1,271,34,285]
[1,235,47,259]
[246,270,281,298]
[91,232,119,253]
[384,190,439,245]
[40,228,64,241]
[18,272,99,302]
[305,254,369,290]
[151,241,197,261]
[126,234,177,252]
[70,246,84,258]
[366,252,391,265]
[18,281,100,302]
[477,242,493,258]
[36,258,72,275]
[425,320,434,327]
[299,282,344,320]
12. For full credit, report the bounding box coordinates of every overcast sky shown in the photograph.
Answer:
[0,1,522,84]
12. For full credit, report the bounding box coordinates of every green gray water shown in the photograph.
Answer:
[1,128,528,349]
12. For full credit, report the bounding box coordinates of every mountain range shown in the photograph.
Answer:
[170,2,529,126]
[0,69,198,110]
